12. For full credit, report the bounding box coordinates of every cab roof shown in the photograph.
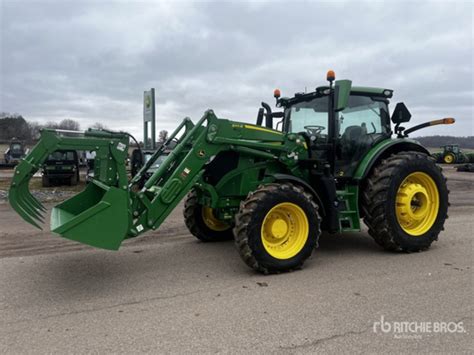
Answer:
[350,86,393,97]
[279,85,393,107]
[315,85,393,98]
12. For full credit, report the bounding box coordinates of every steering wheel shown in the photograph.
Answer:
[304,125,326,136]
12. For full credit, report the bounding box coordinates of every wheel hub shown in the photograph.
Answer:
[201,207,230,231]
[397,183,430,222]
[269,219,289,239]
[444,154,454,163]
[261,202,309,259]
[395,172,440,236]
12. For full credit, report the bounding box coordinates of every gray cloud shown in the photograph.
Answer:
[1,0,472,139]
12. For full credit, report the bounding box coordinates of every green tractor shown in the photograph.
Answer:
[9,72,454,274]
[436,144,468,164]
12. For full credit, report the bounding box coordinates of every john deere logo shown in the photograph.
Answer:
[145,95,151,108]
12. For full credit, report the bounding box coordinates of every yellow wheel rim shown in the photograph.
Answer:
[202,207,230,231]
[443,154,454,164]
[396,172,439,236]
[261,202,309,259]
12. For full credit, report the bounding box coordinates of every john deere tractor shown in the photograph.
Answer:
[9,72,454,274]
[435,144,468,164]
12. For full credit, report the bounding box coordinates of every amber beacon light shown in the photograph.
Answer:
[326,70,335,82]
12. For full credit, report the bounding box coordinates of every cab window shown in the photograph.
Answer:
[48,151,75,161]
[287,96,329,139]
[338,96,389,137]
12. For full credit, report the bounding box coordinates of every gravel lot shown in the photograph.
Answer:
[0,165,472,353]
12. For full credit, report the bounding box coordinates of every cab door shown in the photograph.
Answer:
[335,95,391,177]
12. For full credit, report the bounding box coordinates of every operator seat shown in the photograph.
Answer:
[340,125,366,158]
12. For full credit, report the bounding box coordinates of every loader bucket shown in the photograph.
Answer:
[50,181,130,250]
[9,159,48,229]
[9,128,133,250]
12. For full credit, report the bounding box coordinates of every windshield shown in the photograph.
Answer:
[285,95,389,137]
[47,151,75,161]
[11,143,22,151]
[286,96,329,136]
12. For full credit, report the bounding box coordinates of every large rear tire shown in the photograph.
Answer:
[183,190,234,242]
[362,151,448,252]
[234,183,321,274]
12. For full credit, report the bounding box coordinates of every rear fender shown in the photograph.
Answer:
[353,139,430,181]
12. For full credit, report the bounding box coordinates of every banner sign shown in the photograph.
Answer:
[143,89,155,123]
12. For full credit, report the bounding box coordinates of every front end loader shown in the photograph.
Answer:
[9,72,454,274]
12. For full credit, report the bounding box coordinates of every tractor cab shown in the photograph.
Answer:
[41,150,80,187]
[4,139,27,165]
[444,144,460,154]
[277,80,394,178]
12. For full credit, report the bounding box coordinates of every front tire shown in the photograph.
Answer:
[234,183,321,274]
[183,190,234,242]
[362,152,448,252]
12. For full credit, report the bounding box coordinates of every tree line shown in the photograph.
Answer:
[0,113,100,143]
[413,135,474,149]
[0,113,168,146]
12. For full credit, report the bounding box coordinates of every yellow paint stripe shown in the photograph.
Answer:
[243,125,283,135]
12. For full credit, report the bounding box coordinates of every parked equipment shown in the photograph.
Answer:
[41,150,80,187]
[131,148,170,187]
[130,149,171,180]
[4,138,27,165]
[9,72,454,274]
[433,144,468,164]
[457,163,474,172]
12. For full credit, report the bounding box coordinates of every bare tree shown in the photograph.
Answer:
[158,130,169,143]
[58,119,80,131]
[43,121,59,129]
[28,122,43,140]
[88,122,108,130]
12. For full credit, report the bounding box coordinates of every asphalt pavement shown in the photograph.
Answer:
[0,166,472,353]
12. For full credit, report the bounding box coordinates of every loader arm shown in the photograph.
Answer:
[127,110,298,238]
[9,110,305,250]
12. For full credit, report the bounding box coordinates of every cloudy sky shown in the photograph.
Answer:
[1,0,472,140]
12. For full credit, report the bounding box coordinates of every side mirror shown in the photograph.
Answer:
[391,102,411,124]
[334,80,352,112]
